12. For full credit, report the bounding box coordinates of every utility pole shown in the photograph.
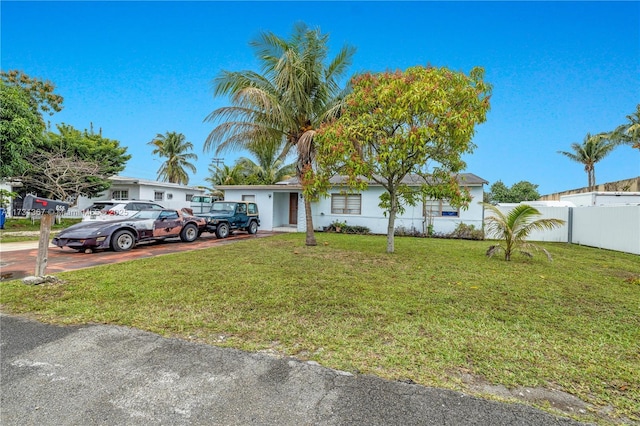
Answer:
[211,158,224,168]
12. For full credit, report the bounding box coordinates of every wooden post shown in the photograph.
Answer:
[35,213,54,276]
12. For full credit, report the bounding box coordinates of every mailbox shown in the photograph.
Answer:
[23,194,69,214]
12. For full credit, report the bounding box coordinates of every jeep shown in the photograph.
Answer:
[197,201,260,238]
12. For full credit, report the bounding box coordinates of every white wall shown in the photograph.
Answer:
[486,204,640,255]
[310,185,485,235]
[572,206,640,255]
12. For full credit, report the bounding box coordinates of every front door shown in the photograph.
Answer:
[289,193,298,225]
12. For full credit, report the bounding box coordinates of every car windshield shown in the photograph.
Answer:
[210,202,235,213]
[131,210,163,220]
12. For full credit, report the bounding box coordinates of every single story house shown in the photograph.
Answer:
[2,176,207,218]
[218,173,488,235]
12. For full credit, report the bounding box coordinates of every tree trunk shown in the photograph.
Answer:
[386,191,398,253]
[304,197,317,246]
[35,213,54,276]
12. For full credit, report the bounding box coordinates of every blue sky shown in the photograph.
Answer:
[2,1,639,195]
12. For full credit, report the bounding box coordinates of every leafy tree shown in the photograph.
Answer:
[610,104,640,150]
[487,180,540,204]
[204,23,356,246]
[1,71,65,179]
[1,70,63,116]
[314,66,492,253]
[558,133,616,191]
[20,124,130,204]
[484,203,565,261]
[148,132,198,184]
[236,140,296,185]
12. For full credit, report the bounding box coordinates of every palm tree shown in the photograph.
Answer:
[483,203,565,261]
[205,162,245,187]
[236,140,296,184]
[203,23,356,246]
[148,132,197,185]
[557,133,616,191]
[611,104,640,150]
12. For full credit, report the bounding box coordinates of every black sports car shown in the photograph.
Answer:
[52,209,207,253]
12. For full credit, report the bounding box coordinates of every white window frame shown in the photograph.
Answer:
[331,194,361,215]
[425,199,459,217]
[112,190,128,200]
[154,191,164,202]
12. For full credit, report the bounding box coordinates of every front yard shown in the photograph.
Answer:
[1,233,638,424]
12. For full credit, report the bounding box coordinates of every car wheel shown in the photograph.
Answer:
[180,223,198,242]
[216,223,230,239]
[111,229,135,252]
[247,221,258,234]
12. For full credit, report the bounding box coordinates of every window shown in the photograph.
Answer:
[248,203,258,215]
[242,194,256,201]
[112,190,128,200]
[331,194,361,215]
[154,191,164,201]
[186,194,194,202]
[425,199,459,217]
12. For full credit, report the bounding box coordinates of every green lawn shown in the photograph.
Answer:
[1,233,638,424]
[0,217,81,242]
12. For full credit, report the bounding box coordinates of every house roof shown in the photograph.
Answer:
[216,173,487,190]
[110,176,206,191]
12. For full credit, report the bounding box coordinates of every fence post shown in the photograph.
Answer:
[567,207,573,244]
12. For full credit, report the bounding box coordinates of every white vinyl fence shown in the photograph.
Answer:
[485,205,640,255]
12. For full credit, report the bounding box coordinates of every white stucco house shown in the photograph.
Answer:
[3,176,207,217]
[218,173,488,235]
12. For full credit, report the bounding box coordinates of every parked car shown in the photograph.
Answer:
[53,208,207,253]
[82,200,165,221]
[197,201,260,238]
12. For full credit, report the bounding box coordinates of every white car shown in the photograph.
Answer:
[82,200,166,221]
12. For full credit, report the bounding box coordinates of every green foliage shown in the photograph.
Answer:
[315,65,492,253]
[0,81,46,178]
[447,223,484,240]
[204,22,356,246]
[0,189,18,209]
[148,131,197,184]
[1,70,63,116]
[235,140,296,184]
[326,220,370,234]
[206,163,245,187]
[558,133,616,190]
[486,180,540,204]
[484,203,565,261]
[20,124,130,202]
[610,104,640,150]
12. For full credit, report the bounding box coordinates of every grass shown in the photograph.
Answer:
[0,217,81,242]
[1,233,639,424]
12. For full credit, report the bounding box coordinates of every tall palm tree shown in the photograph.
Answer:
[557,133,616,191]
[483,203,565,261]
[148,132,197,185]
[203,23,356,246]
[236,140,296,184]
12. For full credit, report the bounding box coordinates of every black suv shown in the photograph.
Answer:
[198,201,260,238]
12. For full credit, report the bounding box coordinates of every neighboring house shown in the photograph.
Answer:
[2,176,206,218]
[74,176,207,214]
[218,173,488,235]
[539,176,640,201]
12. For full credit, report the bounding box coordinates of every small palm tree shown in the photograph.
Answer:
[483,203,565,261]
[557,133,616,191]
[236,140,296,184]
[148,132,198,184]
[205,162,245,187]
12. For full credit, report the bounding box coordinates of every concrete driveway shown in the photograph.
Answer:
[0,314,588,426]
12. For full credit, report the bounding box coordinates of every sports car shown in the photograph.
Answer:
[52,209,207,253]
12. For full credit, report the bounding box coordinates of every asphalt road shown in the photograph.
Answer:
[0,314,589,426]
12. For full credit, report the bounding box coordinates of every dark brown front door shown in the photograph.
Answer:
[289,193,298,225]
